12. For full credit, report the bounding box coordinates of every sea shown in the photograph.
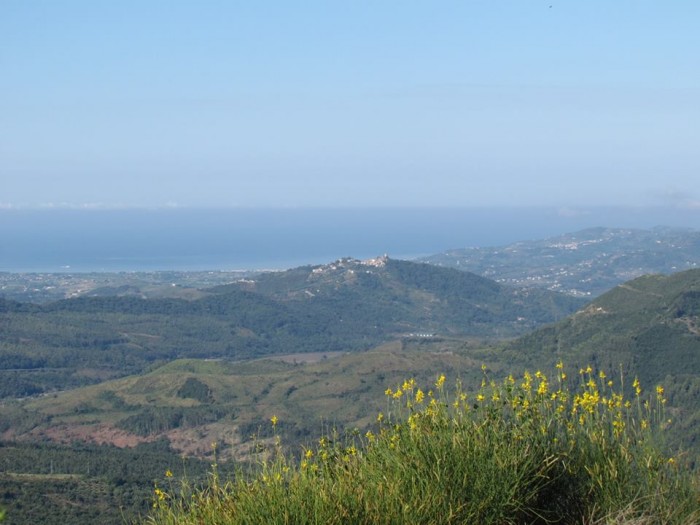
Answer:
[2,207,699,273]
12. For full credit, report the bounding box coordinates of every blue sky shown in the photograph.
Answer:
[2,1,699,209]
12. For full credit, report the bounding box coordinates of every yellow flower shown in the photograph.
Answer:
[165,469,173,478]
[403,378,416,391]
[599,370,606,379]
[556,360,564,370]
[415,389,425,404]
[270,415,278,427]
[633,377,641,396]
[612,419,625,435]
[305,449,314,459]
[376,412,384,423]
[656,385,664,397]
[435,374,446,389]
[385,387,393,397]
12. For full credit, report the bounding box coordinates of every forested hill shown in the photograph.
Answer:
[505,268,700,379]
[0,257,584,398]
[208,256,582,333]
[504,268,700,454]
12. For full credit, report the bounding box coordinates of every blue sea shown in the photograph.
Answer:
[2,207,699,273]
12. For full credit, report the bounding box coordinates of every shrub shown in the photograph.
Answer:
[144,364,699,524]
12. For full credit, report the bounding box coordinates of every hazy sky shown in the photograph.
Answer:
[2,1,699,209]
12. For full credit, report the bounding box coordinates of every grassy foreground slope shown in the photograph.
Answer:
[145,366,699,525]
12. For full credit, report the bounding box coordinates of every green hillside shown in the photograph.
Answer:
[505,268,700,456]
[0,257,582,398]
[1,340,493,459]
[211,257,581,335]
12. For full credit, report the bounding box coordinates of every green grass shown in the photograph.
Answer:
[143,364,699,525]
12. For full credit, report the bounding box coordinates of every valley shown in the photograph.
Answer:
[0,227,699,524]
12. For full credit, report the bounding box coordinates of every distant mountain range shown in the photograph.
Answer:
[420,226,700,297]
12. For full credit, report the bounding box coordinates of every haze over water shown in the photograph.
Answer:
[2,207,699,273]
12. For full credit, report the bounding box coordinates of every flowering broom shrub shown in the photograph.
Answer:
[145,364,699,524]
